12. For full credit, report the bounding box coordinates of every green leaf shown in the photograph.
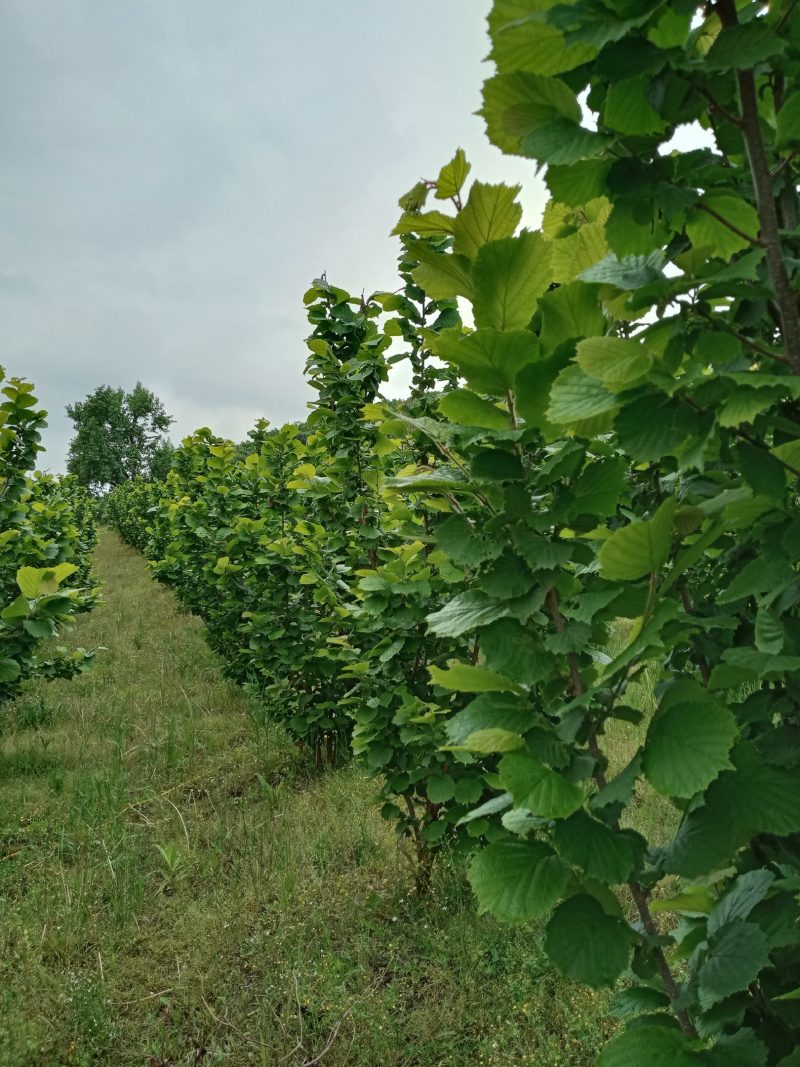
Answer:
[547,366,620,428]
[471,449,525,482]
[777,93,800,148]
[545,895,631,988]
[431,327,541,396]
[553,811,639,884]
[546,159,610,207]
[480,550,536,599]
[453,182,522,259]
[489,16,596,79]
[17,566,43,598]
[446,694,533,748]
[499,751,584,819]
[434,147,471,200]
[608,986,670,1017]
[539,282,605,353]
[698,920,770,1011]
[392,210,454,238]
[426,590,512,638]
[472,232,553,331]
[435,514,504,568]
[479,618,551,687]
[754,608,784,654]
[0,657,21,681]
[426,774,455,803]
[480,71,582,156]
[599,497,677,580]
[707,870,775,937]
[643,700,737,799]
[568,457,627,518]
[575,336,653,390]
[438,389,509,430]
[704,22,786,71]
[580,251,664,289]
[686,195,760,262]
[737,442,786,500]
[408,240,474,300]
[604,77,667,135]
[469,838,569,922]
[521,119,612,165]
[597,1026,699,1067]
[429,661,523,694]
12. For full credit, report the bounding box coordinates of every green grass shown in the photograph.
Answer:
[1,531,661,1066]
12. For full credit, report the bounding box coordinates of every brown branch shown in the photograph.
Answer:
[696,202,764,247]
[695,307,794,369]
[716,0,800,374]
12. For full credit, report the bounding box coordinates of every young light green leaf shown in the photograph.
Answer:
[453,181,523,259]
[434,147,471,200]
[575,336,653,391]
[472,232,553,331]
[428,661,524,694]
[599,497,677,580]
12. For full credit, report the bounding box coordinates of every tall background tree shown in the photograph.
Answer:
[66,383,174,492]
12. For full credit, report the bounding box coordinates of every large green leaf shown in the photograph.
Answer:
[707,871,775,937]
[0,657,21,681]
[704,21,785,71]
[596,1026,700,1067]
[544,895,632,987]
[431,327,542,395]
[479,618,551,687]
[438,389,510,430]
[521,120,612,165]
[445,693,532,749]
[599,497,676,580]
[642,700,738,799]
[499,750,584,819]
[697,920,770,1011]
[408,240,474,299]
[539,282,606,352]
[473,232,553,331]
[429,661,523,694]
[480,70,583,155]
[553,810,640,884]
[426,590,512,638]
[468,839,569,921]
[567,457,627,518]
[547,365,620,428]
[686,195,760,262]
[604,77,667,135]
[453,181,522,259]
[489,15,596,79]
[435,514,504,568]
[575,336,653,391]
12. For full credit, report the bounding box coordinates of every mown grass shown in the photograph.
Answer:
[0,532,665,1066]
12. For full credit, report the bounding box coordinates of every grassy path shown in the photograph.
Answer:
[0,531,611,1066]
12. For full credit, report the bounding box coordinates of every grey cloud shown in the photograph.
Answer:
[1,0,546,470]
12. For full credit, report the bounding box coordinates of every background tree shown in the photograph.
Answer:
[66,382,174,491]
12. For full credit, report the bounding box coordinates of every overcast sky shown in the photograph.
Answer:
[2,1,547,472]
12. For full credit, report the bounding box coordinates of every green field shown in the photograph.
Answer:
[0,531,643,1066]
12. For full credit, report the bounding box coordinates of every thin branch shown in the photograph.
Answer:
[696,202,764,247]
[716,0,800,374]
